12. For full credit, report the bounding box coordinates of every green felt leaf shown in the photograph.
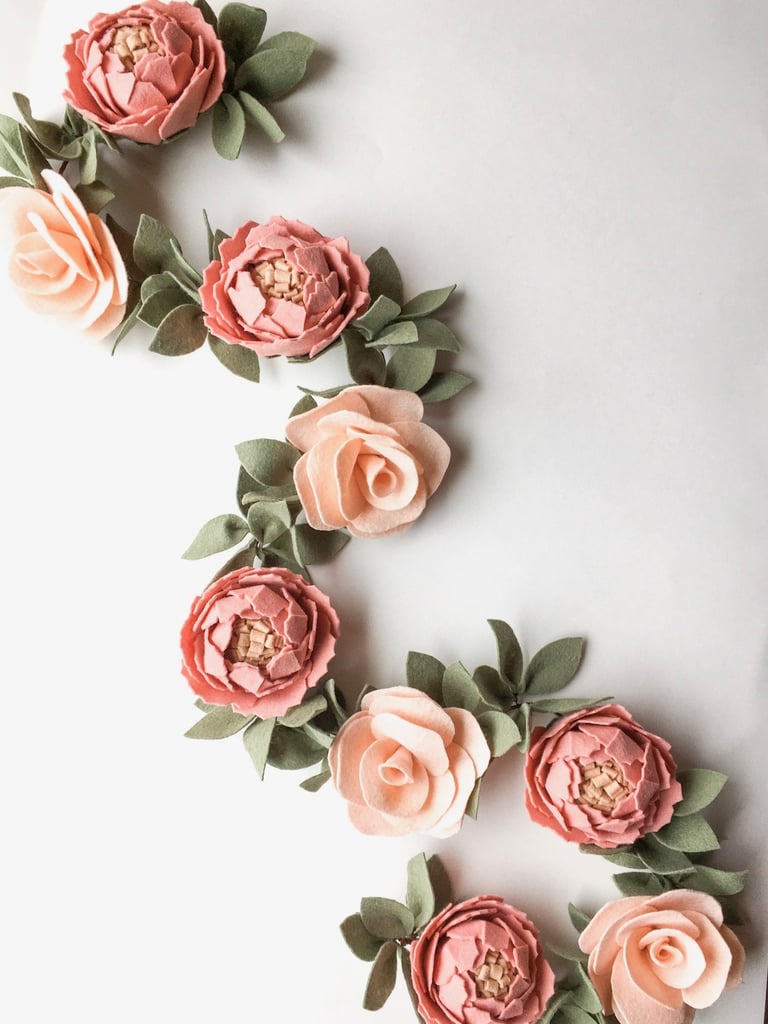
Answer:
[406,852,435,930]
[530,696,612,715]
[684,865,747,897]
[149,304,208,355]
[465,777,482,819]
[193,0,218,30]
[363,940,398,1012]
[0,174,30,188]
[266,723,326,769]
[208,541,258,583]
[289,393,317,418]
[654,814,720,853]
[385,346,437,392]
[212,93,246,160]
[18,129,48,188]
[401,284,456,318]
[235,34,316,101]
[242,716,276,779]
[673,769,728,817]
[558,1000,600,1024]
[236,438,299,487]
[536,989,571,1024]
[77,132,98,186]
[202,209,229,261]
[573,963,603,1014]
[568,903,592,934]
[340,913,384,962]
[366,247,404,305]
[512,702,532,751]
[414,317,461,351]
[299,766,331,792]
[106,215,142,282]
[352,295,402,340]
[208,335,261,382]
[488,618,524,690]
[237,465,297,512]
[139,283,193,329]
[442,661,481,712]
[294,523,350,564]
[296,382,348,399]
[218,3,267,66]
[247,498,293,533]
[301,721,334,750]
[133,214,188,278]
[419,369,473,404]
[236,91,285,142]
[472,665,515,710]
[522,637,585,695]
[0,115,29,176]
[405,651,445,702]
[182,513,250,559]
[324,679,348,727]
[185,705,254,740]
[398,946,421,1020]
[110,301,141,351]
[579,845,646,869]
[635,835,694,875]
[74,180,114,214]
[360,898,414,941]
[367,320,419,349]
[278,693,328,728]
[342,328,386,385]
[477,710,522,758]
[612,872,665,897]
[426,854,453,913]
[544,941,585,964]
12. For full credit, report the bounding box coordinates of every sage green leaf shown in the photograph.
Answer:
[385,346,437,392]
[133,214,188,277]
[0,174,30,188]
[218,3,267,65]
[149,304,208,355]
[654,814,720,853]
[139,284,192,328]
[296,382,348,399]
[405,651,445,701]
[684,865,747,897]
[299,766,331,792]
[343,328,386,385]
[169,239,203,286]
[573,963,603,1014]
[419,370,472,403]
[193,0,218,30]
[472,665,515,710]
[236,91,285,142]
[212,93,246,160]
[673,769,728,817]
[522,637,585,695]
[74,180,114,214]
[324,679,348,727]
[530,696,612,715]
[247,498,293,532]
[78,131,98,185]
[278,693,328,728]
[635,835,694,875]
[512,702,532,751]
[366,247,404,305]
[363,940,398,1011]
[235,34,316,101]
[0,115,29,177]
[579,844,646,869]
[544,941,585,963]
[106,214,142,282]
[294,524,350,564]
[235,438,299,486]
[360,898,414,940]
[568,903,592,933]
[13,94,67,153]
[182,513,249,559]
[406,852,435,929]
[477,710,522,758]
[426,854,453,913]
[202,209,229,261]
[442,660,481,712]
[111,302,141,351]
[352,295,401,340]
[266,723,326,769]
[242,716,276,779]
[612,872,665,897]
[185,705,254,740]
[19,129,48,188]
[301,722,334,750]
[208,335,261,382]
[340,913,384,962]
[465,777,482,819]
[401,284,456,318]
[398,947,421,1019]
[207,541,258,584]
[557,999,601,1024]
[488,618,523,689]
[367,320,419,348]
[289,393,317,417]
[237,465,297,512]
[536,989,571,1024]
[414,317,461,351]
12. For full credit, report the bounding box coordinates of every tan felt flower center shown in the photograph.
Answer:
[226,617,283,666]
[473,950,515,1000]
[578,758,633,812]
[251,258,307,304]
[109,24,165,70]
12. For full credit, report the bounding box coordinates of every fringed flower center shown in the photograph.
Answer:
[226,617,283,666]
[108,24,165,70]
[578,758,633,812]
[251,257,307,304]
[473,950,515,1000]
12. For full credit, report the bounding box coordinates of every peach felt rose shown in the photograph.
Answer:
[328,686,490,837]
[63,1,226,145]
[180,565,339,719]
[199,216,370,357]
[410,895,556,1024]
[284,385,451,538]
[579,890,745,1024]
[524,703,682,849]
[0,169,127,340]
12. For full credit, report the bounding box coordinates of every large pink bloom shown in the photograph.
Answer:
[63,1,226,145]
[285,385,451,538]
[0,169,127,340]
[524,704,682,848]
[199,216,370,357]
[180,566,339,719]
[579,890,745,1024]
[328,686,490,837]
[411,895,556,1024]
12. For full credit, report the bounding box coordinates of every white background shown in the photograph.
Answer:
[1,1,766,1022]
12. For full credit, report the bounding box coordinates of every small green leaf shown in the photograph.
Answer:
[568,903,592,934]
[398,946,421,1019]
[477,710,522,758]
[529,696,612,715]
[208,541,258,584]
[465,777,482,819]
[536,989,571,1024]
[352,294,402,340]
[405,651,445,701]
[522,637,585,695]
[139,283,193,329]
[294,524,349,565]
[406,853,435,929]
[235,33,316,100]
[612,872,665,897]
[414,317,461,351]
[212,93,246,160]
[366,247,404,305]
[266,723,326,769]
[236,91,285,143]
[363,940,398,1011]
[419,370,472,403]
[360,898,414,941]
[218,3,267,65]
[684,865,748,897]
[512,702,533,751]
[673,769,728,817]
[299,766,331,792]
[0,174,31,188]
[557,1000,601,1024]
[133,214,190,278]
[236,438,299,487]
[340,913,384,962]
[324,679,348,727]
[579,844,646,869]
[78,132,98,185]
[572,963,603,1014]
[385,346,437,392]
[242,716,276,779]
[185,705,254,740]
[289,393,317,418]
[74,179,114,214]
[343,328,386,385]
[426,854,453,913]
[635,834,695,875]
[654,814,720,853]
[472,665,516,710]
[278,693,328,728]
[401,285,456,318]
[193,0,218,30]
[367,320,419,348]
[182,513,250,559]
[208,335,261,382]
[442,660,481,712]
[149,304,208,355]
[487,619,524,690]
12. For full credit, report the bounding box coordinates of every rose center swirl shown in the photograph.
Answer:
[226,616,283,666]
[251,257,307,304]
[472,949,515,1000]
[108,24,165,70]
[578,758,633,812]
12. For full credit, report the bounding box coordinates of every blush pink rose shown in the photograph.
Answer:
[524,703,682,849]
[0,169,127,340]
[199,216,370,357]
[328,686,490,837]
[411,895,556,1024]
[579,890,745,1024]
[285,385,451,538]
[180,565,339,719]
[63,1,226,145]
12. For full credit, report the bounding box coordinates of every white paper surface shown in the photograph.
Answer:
[0,2,766,1022]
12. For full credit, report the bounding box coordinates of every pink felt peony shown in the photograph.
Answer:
[328,686,490,837]
[411,895,556,1024]
[63,1,226,145]
[579,890,745,1024]
[199,216,370,357]
[285,385,451,538]
[180,565,339,719]
[524,703,682,849]
[0,169,127,340]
